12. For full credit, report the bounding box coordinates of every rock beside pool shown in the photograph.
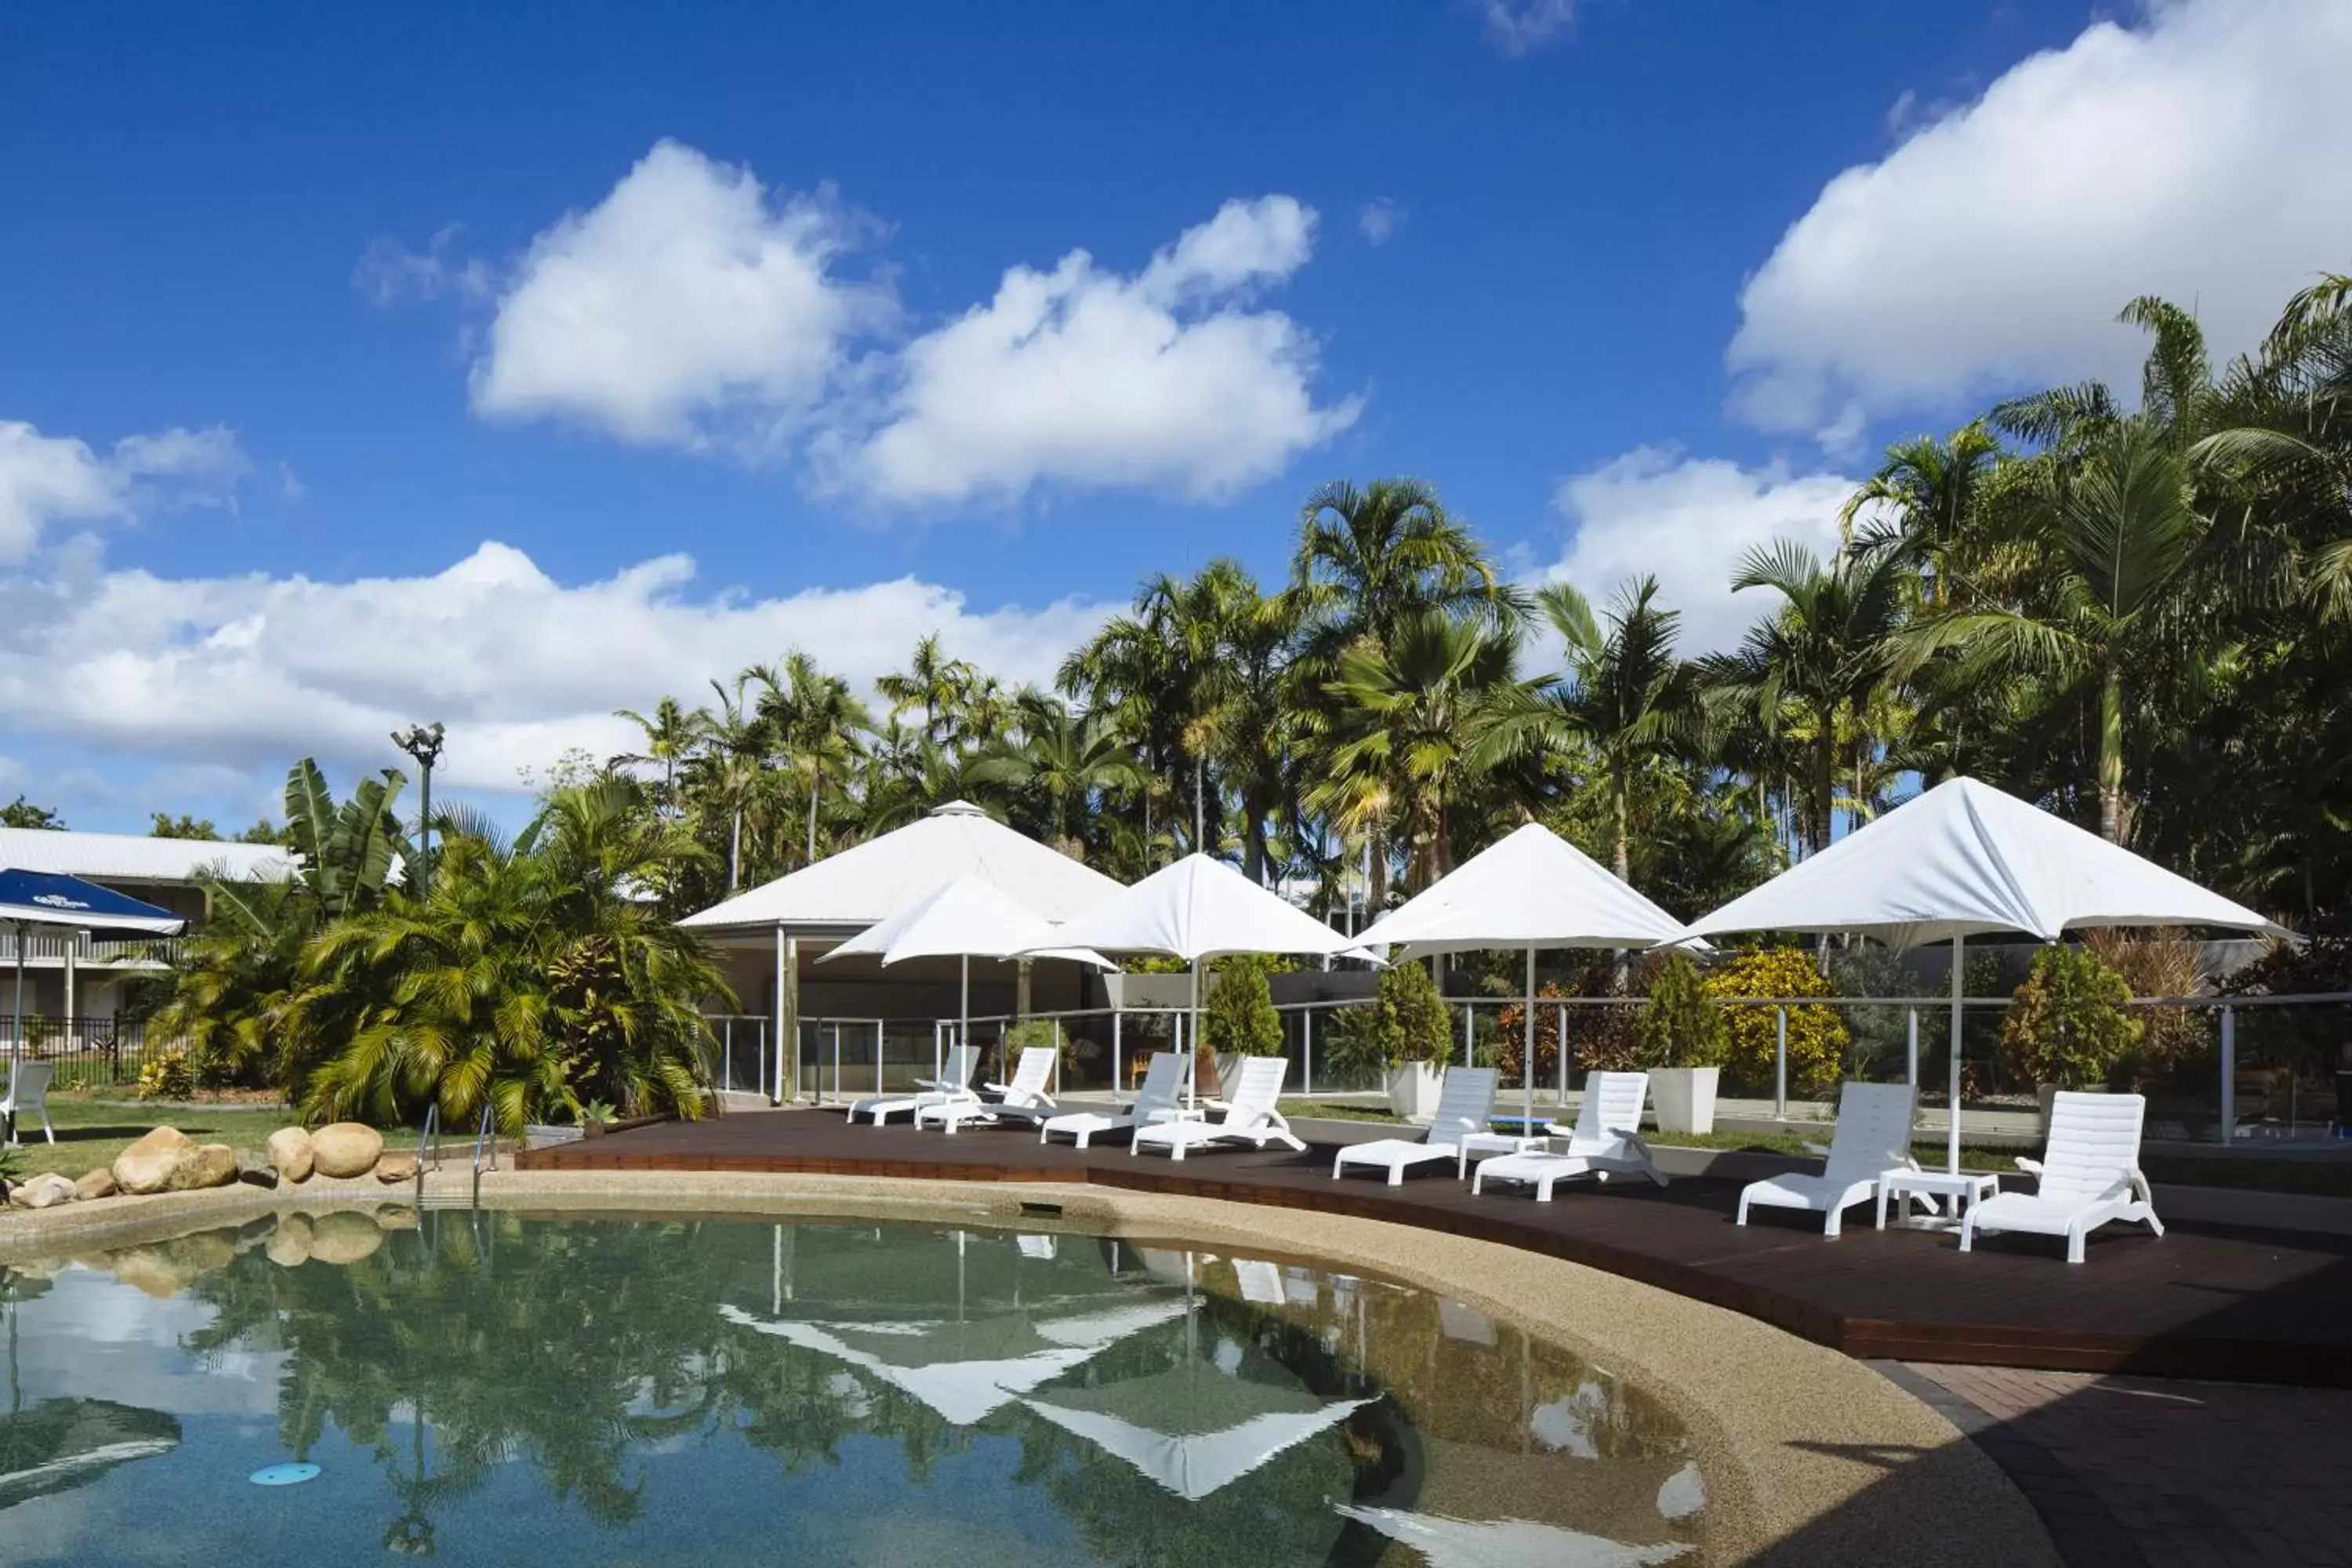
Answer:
[308,1209,383,1265]
[375,1153,417,1185]
[7,1172,79,1209]
[234,1149,279,1189]
[74,1167,117,1201]
[169,1143,239,1192]
[311,1123,383,1179]
[112,1126,196,1195]
[266,1214,314,1268]
[267,1126,314,1183]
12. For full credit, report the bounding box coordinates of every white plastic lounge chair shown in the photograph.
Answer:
[917,1045,1058,1133]
[1330,1066,1499,1185]
[1131,1057,1306,1161]
[1736,1081,1923,1238]
[1960,1091,2164,1265]
[1471,1072,1665,1200]
[848,1044,979,1125]
[1039,1053,1185,1148]
[1,1060,55,1145]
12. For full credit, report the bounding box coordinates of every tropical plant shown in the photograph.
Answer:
[1202,955,1283,1058]
[1997,944,2143,1090]
[1700,946,1849,1096]
[1635,952,1726,1069]
[137,1050,196,1101]
[1363,960,1454,1069]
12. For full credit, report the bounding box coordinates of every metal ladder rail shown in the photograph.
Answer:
[413,1103,497,1210]
[412,1104,441,1208]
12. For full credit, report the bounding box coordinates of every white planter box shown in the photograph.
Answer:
[1386,1062,1441,1121]
[1650,1066,1719,1136]
[1101,972,1196,1011]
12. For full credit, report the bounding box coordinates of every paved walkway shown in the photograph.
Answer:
[1895,1363,2352,1567]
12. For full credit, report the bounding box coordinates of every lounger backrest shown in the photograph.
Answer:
[1573,1072,1649,1145]
[1427,1066,1499,1143]
[5,1061,52,1103]
[1823,1082,1917,1181]
[1004,1046,1056,1103]
[2038,1092,2147,1203]
[1132,1053,1184,1117]
[1220,1055,1290,1127]
[942,1044,981,1087]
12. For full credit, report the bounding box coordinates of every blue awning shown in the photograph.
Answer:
[0,868,186,941]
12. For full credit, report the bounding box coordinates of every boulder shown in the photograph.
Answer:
[169,1143,239,1192]
[234,1149,279,1189]
[374,1206,419,1232]
[266,1126,314,1184]
[265,1213,314,1269]
[74,1167,117,1200]
[375,1153,418,1185]
[311,1123,383,1180]
[112,1126,196,1196]
[308,1209,384,1266]
[7,1172,79,1209]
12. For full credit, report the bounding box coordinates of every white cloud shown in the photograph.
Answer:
[0,421,249,563]
[1479,0,1575,55]
[0,539,1109,794]
[353,223,494,306]
[821,195,1358,506]
[470,140,888,453]
[1548,447,1857,654]
[1357,198,1406,247]
[1729,0,2352,437]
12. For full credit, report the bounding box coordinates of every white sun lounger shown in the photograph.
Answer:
[918,1045,1058,1133]
[2,1061,56,1145]
[1131,1056,1306,1161]
[1736,1081,1924,1238]
[1331,1066,1499,1185]
[1040,1053,1185,1148]
[1960,1091,2165,1264]
[1471,1072,1665,1200]
[848,1044,979,1125]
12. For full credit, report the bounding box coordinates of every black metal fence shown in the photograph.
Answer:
[1,1015,165,1091]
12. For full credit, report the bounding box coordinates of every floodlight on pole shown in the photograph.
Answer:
[390,722,445,894]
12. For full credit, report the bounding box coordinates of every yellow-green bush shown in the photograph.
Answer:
[1700,948,1849,1098]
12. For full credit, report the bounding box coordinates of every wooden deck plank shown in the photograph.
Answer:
[515,1110,2352,1385]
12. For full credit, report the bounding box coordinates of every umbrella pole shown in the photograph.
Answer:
[960,954,970,1073]
[1189,960,1201,1111]
[6,921,22,1142]
[1948,935,1964,1175]
[1523,946,1536,1134]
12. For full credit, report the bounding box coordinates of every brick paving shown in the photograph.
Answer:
[1903,1363,2352,1567]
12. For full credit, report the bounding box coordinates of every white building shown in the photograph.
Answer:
[0,826,298,1024]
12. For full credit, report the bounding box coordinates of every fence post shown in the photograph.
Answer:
[1557,1004,1570,1103]
[874,1021,884,1098]
[1774,1005,1788,1120]
[1462,1004,1473,1069]
[829,1022,840,1105]
[1905,1007,1918,1090]
[1112,1011,1123,1105]
[722,1018,734,1094]
[2220,1004,2235,1146]
[1302,1007,1314,1098]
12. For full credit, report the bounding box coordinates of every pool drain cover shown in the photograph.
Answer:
[249,1462,321,1486]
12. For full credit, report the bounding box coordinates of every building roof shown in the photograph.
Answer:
[678,800,1125,936]
[0,826,299,886]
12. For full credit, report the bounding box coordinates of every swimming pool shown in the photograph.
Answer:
[0,1208,1708,1565]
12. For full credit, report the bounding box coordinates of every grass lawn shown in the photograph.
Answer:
[4,1097,317,1183]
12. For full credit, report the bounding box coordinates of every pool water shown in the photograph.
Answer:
[0,1210,1708,1566]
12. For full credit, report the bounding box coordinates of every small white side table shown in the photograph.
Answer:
[1876,1167,2002,1230]
[1456,1130,1548,1178]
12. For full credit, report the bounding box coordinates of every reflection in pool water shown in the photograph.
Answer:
[0,1211,1708,1565]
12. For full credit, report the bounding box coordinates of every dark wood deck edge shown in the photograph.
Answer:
[517,1140,2349,1384]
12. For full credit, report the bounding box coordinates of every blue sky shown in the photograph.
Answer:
[2,1,2346,831]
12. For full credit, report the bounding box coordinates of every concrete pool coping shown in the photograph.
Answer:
[0,1168,2060,1568]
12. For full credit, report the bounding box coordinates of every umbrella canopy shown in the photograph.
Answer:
[1682,776,2282,1172]
[1332,1504,1693,1568]
[821,874,1113,968]
[1039,853,1364,963]
[1356,822,1689,1132]
[1682,777,2282,949]
[1021,1367,1370,1501]
[0,870,185,942]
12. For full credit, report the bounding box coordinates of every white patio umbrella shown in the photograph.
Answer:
[1356,822,1690,1134]
[1021,1367,1370,1501]
[1029,854,1369,1103]
[822,873,1114,1074]
[1683,777,2285,1172]
[1332,1505,1693,1568]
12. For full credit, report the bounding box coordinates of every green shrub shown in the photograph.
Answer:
[0,1140,23,1196]
[1203,955,1283,1058]
[1004,1017,1072,1074]
[1999,944,2142,1088]
[1702,946,1849,1096]
[1635,951,1727,1069]
[137,1050,196,1102]
[1327,960,1455,1075]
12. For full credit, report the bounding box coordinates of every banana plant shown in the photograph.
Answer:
[282,758,410,916]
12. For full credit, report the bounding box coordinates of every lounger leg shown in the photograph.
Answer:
[2067,1222,2086,1265]
[1875,1184,1888,1230]
[1388,1163,1403,1187]
[1331,1151,1345,1179]
[1736,1192,1751,1227]
[1823,1204,1842,1240]
[1957,1211,1977,1253]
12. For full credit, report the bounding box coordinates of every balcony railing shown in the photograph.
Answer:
[0,931,182,966]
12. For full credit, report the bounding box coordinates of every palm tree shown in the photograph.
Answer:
[747,653,872,869]
[876,634,975,746]
[1841,423,2002,607]
[613,697,706,811]
[967,695,1145,854]
[684,677,764,891]
[1291,478,1513,662]
[1711,540,1910,856]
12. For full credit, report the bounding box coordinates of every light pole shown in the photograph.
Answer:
[390,723,445,894]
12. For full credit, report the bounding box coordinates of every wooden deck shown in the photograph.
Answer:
[518,1109,2352,1386]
